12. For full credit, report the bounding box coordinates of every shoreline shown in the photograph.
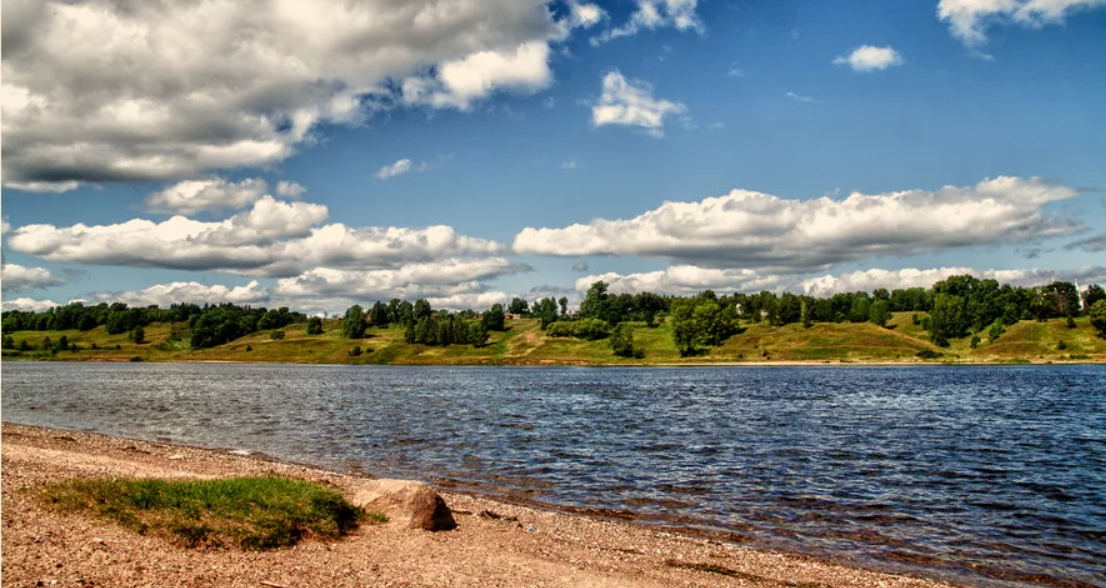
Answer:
[2,422,971,588]
[3,356,1103,367]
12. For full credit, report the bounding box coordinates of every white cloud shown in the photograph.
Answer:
[514,176,1083,272]
[275,181,307,199]
[144,178,271,215]
[272,258,528,311]
[375,159,414,180]
[8,199,503,278]
[1,264,68,293]
[726,68,745,78]
[577,265,787,296]
[591,71,686,137]
[575,264,1106,297]
[562,159,578,169]
[2,298,64,312]
[1,0,584,192]
[802,266,1106,296]
[938,0,1106,46]
[833,46,904,72]
[93,280,271,308]
[785,91,817,104]
[566,1,606,28]
[401,42,553,110]
[592,0,702,45]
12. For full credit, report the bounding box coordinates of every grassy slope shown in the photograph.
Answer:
[4,313,1104,365]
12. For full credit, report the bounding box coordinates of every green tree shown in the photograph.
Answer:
[482,303,506,331]
[1089,299,1106,339]
[306,316,324,335]
[610,323,636,358]
[1083,284,1106,309]
[558,297,569,317]
[929,294,966,346]
[129,326,146,344]
[368,302,389,327]
[507,297,529,315]
[2,335,14,349]
[869,300,891,328]
[413,299,433,322]
[342,305,367,339]
[579,281,609,321]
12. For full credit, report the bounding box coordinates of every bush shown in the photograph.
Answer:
[916,349,943,360]
[129,326,146,344]
[988,320,1005,343]
[1066,316,1077,329]
[970,335,980,349]
[270,330,285,340]
[546,318,611,340]
[348,346,362,357]
[1057,340,1068,350]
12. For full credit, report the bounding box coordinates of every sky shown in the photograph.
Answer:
[2,0,1104,315]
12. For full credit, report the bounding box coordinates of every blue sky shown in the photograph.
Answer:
[2,0,1104,314]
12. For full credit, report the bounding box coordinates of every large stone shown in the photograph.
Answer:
[352,479,457,531]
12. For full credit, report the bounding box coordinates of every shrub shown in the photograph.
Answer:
[988,320,1005,343]
[546,318,611,340]
[348,346,362,357]
[245,345,252,352]
[916,349,943,360]
[270,330,285,340]
[129,326,146,344]
[1066,316,1077,329]
[1057,340,1068,350]
[970,335,980,349]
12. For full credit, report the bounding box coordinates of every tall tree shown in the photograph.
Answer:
[342,305,367,339]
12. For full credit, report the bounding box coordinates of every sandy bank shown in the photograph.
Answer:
[1,423,961,588]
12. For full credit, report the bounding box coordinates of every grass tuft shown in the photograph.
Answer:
[37,476,377,549]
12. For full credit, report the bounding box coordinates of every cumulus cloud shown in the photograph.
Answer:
[566,1,606,28]
[514,176,1084,272]
[938,0,1106,46]
[401,42,554,110]
[591,0,702,45]
[802,266,1106,296]
[8,201,504,278]
[1065,232,1106,252]
[577,265,787,296]
[1,0,590,192]
[591,71,686,137]
[2,298,64,312]
[272,258,528,310]
[93,281,271,308]
[1,263,68,293]
[833,46,904,72]
[576,264,1106,297]
[275,181,307,199]
[144,178,271,215]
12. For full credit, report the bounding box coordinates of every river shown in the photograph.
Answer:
[2,362,1103,587]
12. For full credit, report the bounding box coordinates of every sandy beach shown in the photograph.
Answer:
[0,423,966,588]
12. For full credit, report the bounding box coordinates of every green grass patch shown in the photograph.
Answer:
[36,476,372,549]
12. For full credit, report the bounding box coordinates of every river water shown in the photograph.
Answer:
[2,362,1103,587]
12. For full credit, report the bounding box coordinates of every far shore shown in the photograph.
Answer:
[1,422,968,588]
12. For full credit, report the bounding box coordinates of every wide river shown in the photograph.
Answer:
[2,362,1103,587]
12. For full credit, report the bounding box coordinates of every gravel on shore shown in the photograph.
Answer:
[1,423,962,588]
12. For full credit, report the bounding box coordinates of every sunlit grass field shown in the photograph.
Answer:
[4,313,1103,365]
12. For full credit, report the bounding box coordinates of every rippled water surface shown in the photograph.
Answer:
[3,362,1104,587]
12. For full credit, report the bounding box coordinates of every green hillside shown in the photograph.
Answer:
[4,312,1103,365]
